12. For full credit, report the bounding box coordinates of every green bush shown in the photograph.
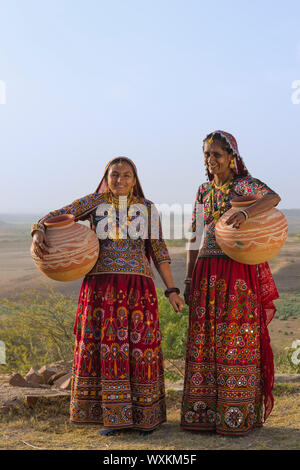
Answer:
[274,293,300,320]
[0,287,76,374]
[0,287,189,378]
[2,286,297,379]
[157,289,189,380]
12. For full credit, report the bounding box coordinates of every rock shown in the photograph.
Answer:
[24,393,70,408]
[9,373,42,388]
[38,365,58,384]
[48,371,68,385]
[25,367,45,385]
[9,373,30,387]
[52,372,72,390]
[275,374,300,383]
[59,377,72,390]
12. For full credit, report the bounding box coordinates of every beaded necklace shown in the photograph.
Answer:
[209,175,234,223]
[106,189,135,239]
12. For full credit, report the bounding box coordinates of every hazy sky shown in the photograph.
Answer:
[1,0,300,214]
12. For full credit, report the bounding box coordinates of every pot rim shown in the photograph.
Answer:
[44,214,75,227]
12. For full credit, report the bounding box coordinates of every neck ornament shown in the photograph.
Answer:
[210,175,234,223]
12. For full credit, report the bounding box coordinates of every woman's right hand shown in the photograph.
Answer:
[31,231,51,259]
[184,283,191,305]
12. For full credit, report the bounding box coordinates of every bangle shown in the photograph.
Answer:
[239,209,249,221]
[30,223,45,237]
[165,287,180,298]
[184,278,192,284]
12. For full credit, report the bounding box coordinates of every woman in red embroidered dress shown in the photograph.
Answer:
[31,157,184,436]
[181,131,280,436]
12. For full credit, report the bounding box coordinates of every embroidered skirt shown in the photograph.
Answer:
[181,257,277,436]
[70,273,166,430]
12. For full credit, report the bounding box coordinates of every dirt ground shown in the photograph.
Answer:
[0,385,299,450]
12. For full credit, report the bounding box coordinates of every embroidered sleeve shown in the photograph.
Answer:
[234,177,277,199]
[190,185,203,233]
[147,202,171,267]
[30,193,102,237]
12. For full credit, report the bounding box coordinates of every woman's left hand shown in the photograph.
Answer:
[225,211,247,229]
[168,293,185,313]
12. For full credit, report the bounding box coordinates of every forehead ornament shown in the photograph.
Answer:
[208,136,214,145]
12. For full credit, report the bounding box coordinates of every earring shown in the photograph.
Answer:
[230,158,235,169]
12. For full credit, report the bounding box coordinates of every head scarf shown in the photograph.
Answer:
[95,156,145,198]
[203,130,250,181]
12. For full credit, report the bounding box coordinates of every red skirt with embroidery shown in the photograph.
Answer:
[70,273,166,430]
[181,257,278,436]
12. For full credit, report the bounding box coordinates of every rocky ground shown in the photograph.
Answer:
[0,379,300,450]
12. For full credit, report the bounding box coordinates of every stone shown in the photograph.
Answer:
[58,376,72,391]
[9,373,30,387]
[24,393,70,408]
[48,371,68,385]
[52,372,72,390]
[25,367,45,385]
[38,365,58,384]
[275,374,300,383]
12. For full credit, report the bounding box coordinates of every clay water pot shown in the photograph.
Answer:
[30,214,99,281]
[215,196,288,265]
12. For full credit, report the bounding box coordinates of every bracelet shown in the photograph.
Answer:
[164,287,180,298]
[30,223,45,237]
[184,278,192,284]
[239,209,249,221]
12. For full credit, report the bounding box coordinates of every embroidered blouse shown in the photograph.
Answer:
[31,193,170,279]
[190,176,278,258]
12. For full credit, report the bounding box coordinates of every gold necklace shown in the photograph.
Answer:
[212,176,233,191]
[106,188,135,239]
[210,175,234,223]
[107,187,134,209]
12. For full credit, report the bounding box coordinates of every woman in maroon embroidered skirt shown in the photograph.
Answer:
[181,131,281,435]
[31,157,184,435]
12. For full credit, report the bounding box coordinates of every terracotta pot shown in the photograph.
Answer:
[30,214,99,281]
[215,196,288,265]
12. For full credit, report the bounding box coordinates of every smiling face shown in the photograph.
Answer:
[203,141,232,179]
[106,160,136,197]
